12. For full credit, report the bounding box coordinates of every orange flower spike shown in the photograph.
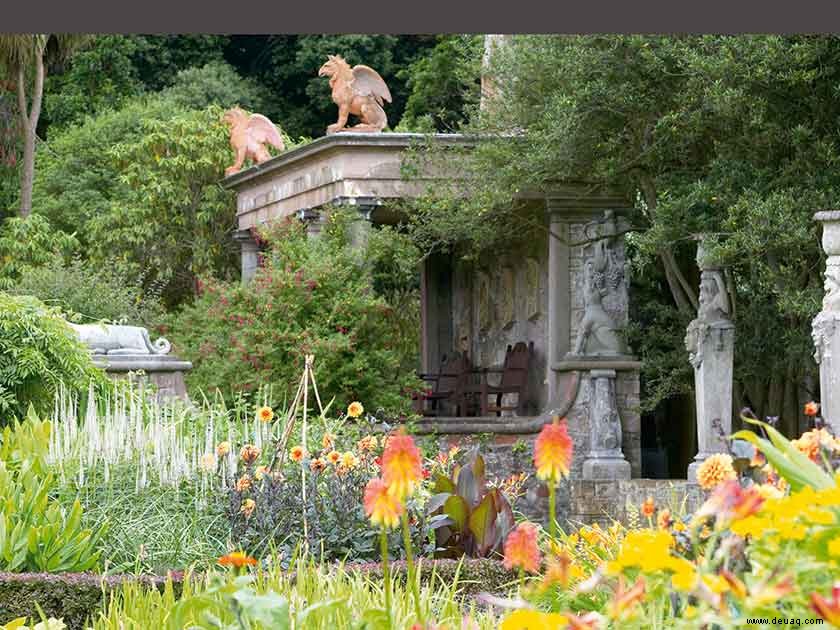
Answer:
[533,417,573,484]
[566,613,602,630]
[381,429,423,500]
[641,497,655,519]
[810,582,840,626]
[363,477,404,529]
[804,401,820,417]
[218,551,258,568]
[503,522,542,574]
[608,576,646,620]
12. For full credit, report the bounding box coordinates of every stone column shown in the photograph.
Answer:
[546,208,570,404]
[233,228,260,283]
[812,211,840,435]
[686,239,735,481]
[582,368,631,479]
[348,207,373,250]
[298,208,325,239]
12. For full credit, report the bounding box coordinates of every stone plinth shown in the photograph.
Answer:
[813,210,840,435]
[581,368,631,480]
[92,354,193,402]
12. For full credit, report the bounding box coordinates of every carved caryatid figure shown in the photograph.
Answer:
[223,107,285,176]
[318,55,392,134]
[685,268,732,368]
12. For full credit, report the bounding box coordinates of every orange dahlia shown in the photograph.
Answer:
[235,475,252,492]
[657,508,673,530]
[358,434,378,452]
[534,417,573,484]
[503,522,542,574]
[218,551,257,568]
[310,457,326,472]
[695,453,736,491]
[381,429,423,500]
[290,445,306,462]
[322,432,336,450]
[240,444,261,465]
[347,401,364,418]
[257,405,274,423]
[363,477,404,529]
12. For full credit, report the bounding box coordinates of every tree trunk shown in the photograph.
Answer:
[16,53,44,219]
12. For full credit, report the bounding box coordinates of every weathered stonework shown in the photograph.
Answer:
[812,210,840,435]
[93,355,193,402]
[686,238,735,481]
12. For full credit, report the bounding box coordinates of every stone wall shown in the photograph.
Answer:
[447,234,550,414]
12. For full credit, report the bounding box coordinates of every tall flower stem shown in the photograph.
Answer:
[380,529,392,630]
[548,483,557,541]
[401,510,424,625]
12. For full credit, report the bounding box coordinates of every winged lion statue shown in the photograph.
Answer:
[318,55,392,134]
[222,107,286,176]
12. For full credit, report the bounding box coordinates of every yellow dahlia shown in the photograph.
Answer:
[240,498,256,518]
[347,401,364,418]
[256,405,274,423]
[216,441,231,457]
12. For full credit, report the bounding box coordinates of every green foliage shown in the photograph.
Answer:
[42,35,144,132]
[0,293,101,418]
[428,450,515,559]
[159,61,269,112]
[9,256,163,326]
[0,413,103,573]
[397,35,482,133]
[33,98,238,308]
[0,215,77,290]
[165,215,421,414]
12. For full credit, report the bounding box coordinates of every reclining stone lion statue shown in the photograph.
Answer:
[68,323,171,355]
[318,54,392,134]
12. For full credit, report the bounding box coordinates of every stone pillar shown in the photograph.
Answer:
[233,229,260,283]
[582,368,631,479]
[298,208,325,239]
[348,207,373,250]
[546,208,570,403]
[812,210,840,435]
[686,239,735,481]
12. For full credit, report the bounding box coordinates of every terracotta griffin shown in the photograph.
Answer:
[318,55,392,134]
[222,107,285,176]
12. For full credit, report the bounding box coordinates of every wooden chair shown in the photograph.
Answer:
[413,353,473,417]
[472,342,534,416]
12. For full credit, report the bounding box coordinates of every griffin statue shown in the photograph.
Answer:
[318,55,392,134]
[222,107,286,176]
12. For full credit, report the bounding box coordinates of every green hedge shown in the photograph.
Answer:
[0,571,184,630]
[0,559,515,629]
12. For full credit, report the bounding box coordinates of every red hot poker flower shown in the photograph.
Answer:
[503,522,542,574]
[534,417,573,484]
[810,582,840,626]
[381,429,423,500]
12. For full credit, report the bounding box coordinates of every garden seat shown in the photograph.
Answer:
[413,352,474,417]
[470,341,533,417]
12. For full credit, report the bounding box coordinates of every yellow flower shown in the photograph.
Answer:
[341,451,359,469]
[254,465,268,480]
[702,574,730,595]
[347,401,364,418]
[828,536,840,559]
[256,405,274,423]
[216,441,231,457]
[684,605,698,619]
[357,435,378,452]
[500,609,568,630]
[240,498,256,518]
[671,566,697,592]
[695,453,736,490]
